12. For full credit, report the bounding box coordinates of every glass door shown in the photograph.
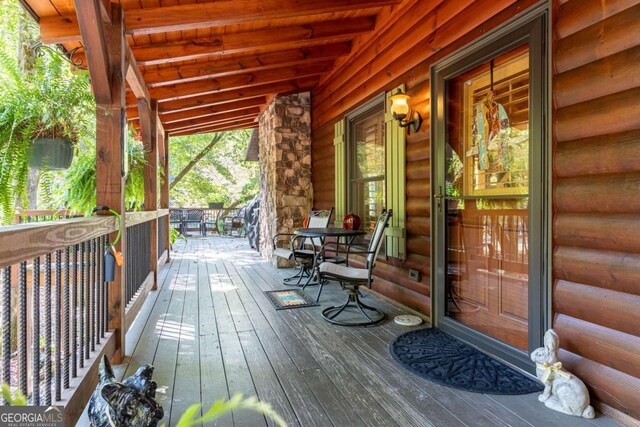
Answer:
[432,13,547,370]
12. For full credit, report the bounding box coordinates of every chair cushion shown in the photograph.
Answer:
[273,248,294,259]
[318,262,369,282]
[273,248,316,260]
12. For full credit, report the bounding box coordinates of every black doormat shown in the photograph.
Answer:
[390,328,543,395]
[264,290,319,310]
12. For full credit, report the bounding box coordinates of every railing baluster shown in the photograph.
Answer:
[31,257,40,405]
[44,253,52,405]
[2,266,11,404]
[79,243,85,369]
[63,247,70,389]
[55,249,62,401]
[83,241,90,360]
[18,261,27,396]
[71,245,78,377]
[103,236,109,334]
[96,237,102,341]
[90,239,96,352]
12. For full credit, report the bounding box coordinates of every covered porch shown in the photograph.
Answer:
[81,236,616,427]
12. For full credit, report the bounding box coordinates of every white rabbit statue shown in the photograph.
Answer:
[530,329,595,419]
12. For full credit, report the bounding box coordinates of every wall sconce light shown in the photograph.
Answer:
[389,89,422,133]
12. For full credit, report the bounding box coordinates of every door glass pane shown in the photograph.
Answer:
[445,45,530,350]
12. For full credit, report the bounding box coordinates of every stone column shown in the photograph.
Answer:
[258,92,312,267]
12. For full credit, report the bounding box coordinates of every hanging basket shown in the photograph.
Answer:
[28,137,74,170]
[208,202,224,209]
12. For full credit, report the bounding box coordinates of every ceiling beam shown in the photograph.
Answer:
[148,61,332,103]
[74,0,111,104]
[143,42,351,87]
[165,112,260,133]
[169,119,258,137]
[132,17,374,66]
[125,45,149,102]
[152,77,319,113]
[161,98,267,124]
[39,0,397,44]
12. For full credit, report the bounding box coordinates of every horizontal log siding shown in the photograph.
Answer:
[311,0,538,316]
[553,0,640,421]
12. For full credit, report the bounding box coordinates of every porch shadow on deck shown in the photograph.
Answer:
[79,237,618,427]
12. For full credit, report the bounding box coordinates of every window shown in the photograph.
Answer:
[347,101,385,234]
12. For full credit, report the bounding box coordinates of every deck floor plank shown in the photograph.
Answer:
[86,236,620,427]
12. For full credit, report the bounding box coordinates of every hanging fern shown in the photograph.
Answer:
[0,7,95,224]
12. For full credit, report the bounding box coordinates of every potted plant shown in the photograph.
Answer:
[0,41,94,222]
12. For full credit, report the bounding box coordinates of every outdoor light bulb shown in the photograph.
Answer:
[390,91,411,120]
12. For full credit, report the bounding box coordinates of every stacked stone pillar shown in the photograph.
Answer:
[258,92,312,267]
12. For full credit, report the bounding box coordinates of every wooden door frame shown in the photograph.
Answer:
[430,5,549,373]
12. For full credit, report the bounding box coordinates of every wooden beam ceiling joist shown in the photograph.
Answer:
[153,77,319,113]
[169,119,258,137]
[132,18,374,66]
[125,45,149,102]
[160,98,267,124]
[41,0,398,43]
[74,0,111,104]
[147,61,333,103]
[163,108,261,130]
[143,42,352,87]
[164,112,260,133]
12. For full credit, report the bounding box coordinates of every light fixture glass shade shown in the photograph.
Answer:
[390,91,411,118]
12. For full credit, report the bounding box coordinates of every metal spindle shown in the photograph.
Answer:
[18,261,27,395]
[90,239,96,351]
[79,243,85,369]
[84,241,90,360]
[55,250,62,401]
[103,235,109,334]
[97,236,104,339]
[2,267,12,403]
[31,257,40,405]
[44,253,52,405]
[63,248,70,389]
[71,245,78,377]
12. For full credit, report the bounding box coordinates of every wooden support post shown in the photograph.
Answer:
[87,2,127,363]
[160,132,170,261]
[138,98,159,289]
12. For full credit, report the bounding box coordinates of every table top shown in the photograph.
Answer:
[294,227,366,238]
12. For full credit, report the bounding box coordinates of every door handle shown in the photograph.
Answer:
[434,186,444,211]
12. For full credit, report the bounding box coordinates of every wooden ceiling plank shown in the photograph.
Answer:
[163,107,261,129]
[153,77,319,113]
[74,0,111,104]
[132,17,374,66]
[169,119,258,137]
[165,112,260,132]
[161,98,267,123]
[125,0,398,35]
[148,61,333,102]
[143,42,351,87]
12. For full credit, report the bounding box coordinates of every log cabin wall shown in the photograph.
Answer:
[311,0,540,316]
[552,0,640,422]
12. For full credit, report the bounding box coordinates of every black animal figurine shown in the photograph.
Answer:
[88,355,164,427]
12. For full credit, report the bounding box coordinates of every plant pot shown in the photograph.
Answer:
[208,202,224,209]
[29,137,74,170]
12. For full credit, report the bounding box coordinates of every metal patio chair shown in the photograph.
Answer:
[316,209,392,326]
[272,207,334,287]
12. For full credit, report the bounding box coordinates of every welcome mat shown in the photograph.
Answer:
[264,290,319,310]
[390,328,543,394]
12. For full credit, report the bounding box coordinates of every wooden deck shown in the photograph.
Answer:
[81,237,618,427]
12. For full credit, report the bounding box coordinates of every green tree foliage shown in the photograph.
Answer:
[0,0,94,223]
[169,130,259,207]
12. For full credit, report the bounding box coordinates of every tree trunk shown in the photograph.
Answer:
[169,132,224,190]
[26,170,40,209]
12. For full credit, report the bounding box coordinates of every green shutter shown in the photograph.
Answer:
[334,119,346,225]
[385,85,407,260]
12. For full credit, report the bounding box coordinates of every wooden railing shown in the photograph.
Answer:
[169,207,241,235]
[0,209,169,424]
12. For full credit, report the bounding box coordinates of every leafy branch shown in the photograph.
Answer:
[173,394,287,427]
